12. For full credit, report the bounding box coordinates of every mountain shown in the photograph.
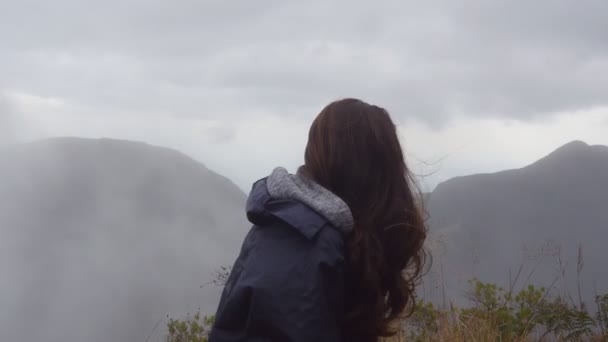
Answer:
[3,137,607,340]
[0,138,248,342]
[425,141,608,305]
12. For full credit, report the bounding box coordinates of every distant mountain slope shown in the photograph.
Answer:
[0,138,248,342]
[426,141,608,305]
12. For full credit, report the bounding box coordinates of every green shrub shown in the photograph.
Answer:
[405,279,600,341]
[166,311,214,342]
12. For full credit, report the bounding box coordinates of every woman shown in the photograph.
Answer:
[210,99,427,342]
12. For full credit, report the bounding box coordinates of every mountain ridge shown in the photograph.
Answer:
[2,136,607,340]
[0,137,248,342]
[432,140,608,195]
[3,136,244,196]
[425,140,608,306]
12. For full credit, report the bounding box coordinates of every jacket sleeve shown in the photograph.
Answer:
[209,225,344,342]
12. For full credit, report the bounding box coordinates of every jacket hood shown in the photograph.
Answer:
[246,167,354,237]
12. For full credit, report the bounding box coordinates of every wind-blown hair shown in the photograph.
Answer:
[301,98,428,341]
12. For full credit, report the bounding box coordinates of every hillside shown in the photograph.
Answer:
[3,137,607,340]
[0,138,248,342]
[425,141,608,305]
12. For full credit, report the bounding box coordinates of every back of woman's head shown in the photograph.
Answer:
[302,98,427,340]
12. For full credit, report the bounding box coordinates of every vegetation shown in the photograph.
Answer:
[400,279,606,341]
[167,254,608,342]
[166,278,608,341]
[166,310,215,342]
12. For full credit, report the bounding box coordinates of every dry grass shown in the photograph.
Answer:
[382,315,527,342]
[382,320,608,342]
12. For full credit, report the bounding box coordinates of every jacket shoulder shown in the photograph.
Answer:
[247,220,344,266]
[212,222,345,341]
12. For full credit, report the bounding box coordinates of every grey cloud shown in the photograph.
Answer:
[200,120,238,144]
[0,93,17,143]
[0,0,607,125]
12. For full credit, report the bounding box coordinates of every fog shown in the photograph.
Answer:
[3,138,607,341]
[0,138,247,341]
[2,0,608,340]
[2,0,608,191]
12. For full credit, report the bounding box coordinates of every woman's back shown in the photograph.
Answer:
[210,170,349,341]
[210,99,427,342]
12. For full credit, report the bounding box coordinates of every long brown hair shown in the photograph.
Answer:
[302,99,427,341]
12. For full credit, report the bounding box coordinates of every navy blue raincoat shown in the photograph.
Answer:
[209,179,346,341]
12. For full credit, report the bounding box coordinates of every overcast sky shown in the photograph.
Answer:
[1,0,607,191]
